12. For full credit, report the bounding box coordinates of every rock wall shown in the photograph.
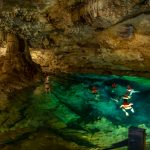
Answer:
[0,0,150,77]
[71,0,150,28]
[0,32,41,86]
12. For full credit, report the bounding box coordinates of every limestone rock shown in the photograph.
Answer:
[71,0,150,28]
[0,0,150,77]
[1,33,41,81]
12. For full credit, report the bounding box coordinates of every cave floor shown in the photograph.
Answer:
[0,74,150,150]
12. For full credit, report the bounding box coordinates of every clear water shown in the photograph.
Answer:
[50,74,150,126]
[8,74,150,149]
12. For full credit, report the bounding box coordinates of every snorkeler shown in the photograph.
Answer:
[112,82,117,88]
[127,85,139,96]
[44,75,50,93]
[120,101,134,116]
[92,86,98,94]
[91,87,100,101]
[111,82,117,93]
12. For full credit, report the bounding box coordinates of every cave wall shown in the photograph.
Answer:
[0,0,150,76]
[0,32,41,87]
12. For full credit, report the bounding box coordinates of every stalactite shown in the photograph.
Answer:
[2,33,41,80]
[2,33,19,73]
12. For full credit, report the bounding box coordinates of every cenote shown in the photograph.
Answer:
[4,74,150,149]
[1,1,150,149]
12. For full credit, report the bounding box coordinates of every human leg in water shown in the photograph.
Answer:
[122,108,129,116]
[111,98,119,102]
[120,102,134,116]
[127,86,139,96]
[131,108,134,113]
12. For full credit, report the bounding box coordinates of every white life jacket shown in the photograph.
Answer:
[121,103,133,110]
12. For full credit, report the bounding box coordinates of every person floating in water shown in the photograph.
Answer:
[111,82,117,93]
[127,85,139,96]
[44,75,51,93]
[120,101,134,116]
[92,86,97,94]
[91,86,100,101]
[110,82,119,102]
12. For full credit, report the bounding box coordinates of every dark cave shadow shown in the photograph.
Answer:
[103,139,128,150]
[43,127,96,148]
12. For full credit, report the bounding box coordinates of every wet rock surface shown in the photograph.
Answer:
[0,0,149,76]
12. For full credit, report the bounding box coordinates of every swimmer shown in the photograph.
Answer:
[120,102,134,116]
[92,86,98,94]
[111,82,117,93]
[112,82,117,88]
[127,85,139,96]
[111,98,119,103]
[91,87,101,101]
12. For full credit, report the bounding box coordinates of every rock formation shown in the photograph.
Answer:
[0,32,41,96]
[0,0,150,77]
[71,0,150,28]
[2,33,40,79]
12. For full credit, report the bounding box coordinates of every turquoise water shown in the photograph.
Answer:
[50,74,150,126]
[5,74,150,149]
